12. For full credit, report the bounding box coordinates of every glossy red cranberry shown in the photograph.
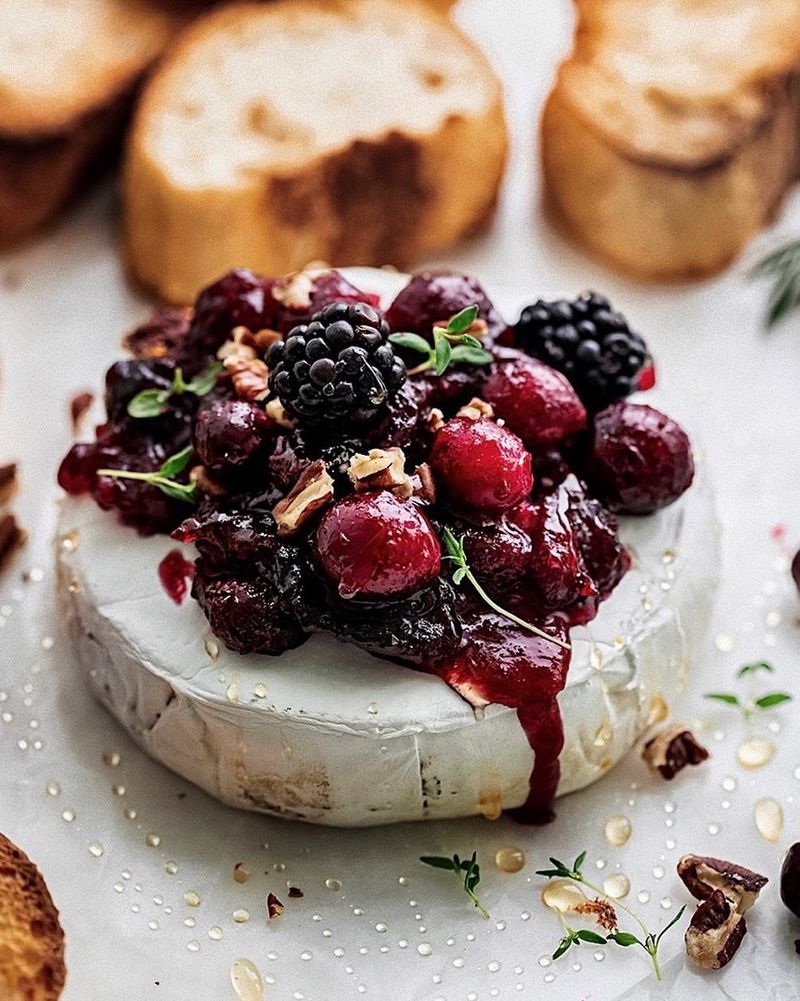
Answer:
[194,399,271,472]
[315,491,441,599]
[482,355,587,449]
[453,519,532,591]
[589,402,694,514]
[185,269,274,368]
[385,272,508,343]
[158,549,195,605]
[430,417,533,516]
[58,443,99,495]
[174,508,279,572]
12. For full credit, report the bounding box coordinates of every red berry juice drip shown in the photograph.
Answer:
[158,549,195,605]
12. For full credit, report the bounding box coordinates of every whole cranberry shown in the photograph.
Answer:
[315,491,441,600]
[57,442,99,495]
[589,402,694,514]
[194,399,271,472]
[183,269,273,368]
[430,417,533,515]
[104,359,176,422]
[385,272,508,343]
[455,518,532,591]
[482,355,587,449]
[781,843,800,918]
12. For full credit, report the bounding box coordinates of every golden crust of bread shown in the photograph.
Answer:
[0,833,66,1001]
[123,0,507,303]
[0,0,202,250]
[541,0,800,282]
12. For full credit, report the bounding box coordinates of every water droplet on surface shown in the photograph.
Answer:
[148,920,159,931]
[102,751,121,767]
[145,833,161,848]
[186,940,200,952]
[253,683,268,699]
[603,874,630,899]
[660,897,672,910]
[300,950,312,961]
[417,943,433,957]
[88,842,104,858]
[112,784,125,797]
[45,781,61,796]
[113,883,124,893]
[374,923,387,933]
[124,807,137,820]
[754,797,783,843]
[652,865,665,879]
[604,815,632,847]
[231,958,264,1001]
[204,637,220,661]
[737,737,775,769]
[184,890,201,907]
[325,878,342,891]
[233,863,251,884]
[233,909,250,924]
[541,880,586,913]
[722,776,737,792]
[61,809,75,823]
[637,890,650,904]
[184,917,196,928]
[487,960,501,972]
[707,822,720,835]
[164,861,178,875]
[714,632,734,652]
[593,951,605,962]
[452,958,465,969]
[226,680,240,704]
[495,847,526,873]
[208,926,223,941]
[367,702,379,715]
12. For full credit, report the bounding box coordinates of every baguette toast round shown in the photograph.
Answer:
[123,0,508,303]
[541,0,800,282]
[0,834,66,1001]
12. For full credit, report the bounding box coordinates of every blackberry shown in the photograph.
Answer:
[514,293,650,411]
[266,301,406,427]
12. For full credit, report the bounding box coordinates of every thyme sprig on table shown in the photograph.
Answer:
[390,305,492,376]
[537,852,685,981]
[706,660,792,722]
[420,851,490,919]
[749,239,800,329]
[442,528,570,651]
[96,445,198,504]
[127,360,222,418]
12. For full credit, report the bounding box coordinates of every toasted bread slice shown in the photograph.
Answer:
[0,833,66,1001]
[542,0,800,281]
[124,0,508,303]
[0,0,202,249]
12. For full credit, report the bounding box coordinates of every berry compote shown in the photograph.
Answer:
[59,266,694,823]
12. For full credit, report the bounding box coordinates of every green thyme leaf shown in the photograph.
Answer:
[186,360,223,396]
[434,336,453,376]
[419,856,457,872]
[750,239,800,329]
[160,445,194,478]
[389,332,431,355]
[127,360,222,419]
[738,661,774,677]
[127,388,171,419]
[576,930,607,945]
[607,932,639,947]
[655,905,686,946]
[754,692,792,709]
[704,693,741,706]
[445,305,479,335]
[449,344,493,366]
[573,851,587,875]
[552,937,574,960]
[420,850,489,918]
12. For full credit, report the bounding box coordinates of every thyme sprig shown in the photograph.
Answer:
[749,239,800,329]
[537,852,685,981]
[96,445,198,504]
[127,360,222,418]
[706,660,792,722]
[442,528,570,651]
[390,305,492,376]
[420,851,489,919]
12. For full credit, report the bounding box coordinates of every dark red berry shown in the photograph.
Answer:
[183,269,274,370]
[268,270,381,334]
[430,417,533,516]
[315,491,441,599]
[124,306,191,361]
[482,354,586,449]
[589,402,694,514]
[453,518,532,591]
[158,549,195,605]
[385,272,508,344]
[781,843,800,918]
[792,550,800,596]
[58,443,99,495]
[193,398,271,472]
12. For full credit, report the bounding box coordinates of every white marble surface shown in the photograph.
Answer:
[2,1,800,999]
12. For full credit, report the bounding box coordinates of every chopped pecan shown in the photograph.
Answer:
[642,724,709,780]
[0,513,26,569]
[267,892,284,920]
[265,398,296,429]
[685,889,747,970]
[0,463,17,505]
[224,355,270,402]
[412,463,436,504]
[426,408,445,434]
[217,325,258,362]
[272,460,334,536]
[456,397,494,421]
[253,328,283,353]
[271,270,316,310]
[347,448,412,498]
[70,391,94,432]
[677,855,768,913]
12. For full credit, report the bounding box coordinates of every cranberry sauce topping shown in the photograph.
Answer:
[60,267,694,822]
[158,549,195,605]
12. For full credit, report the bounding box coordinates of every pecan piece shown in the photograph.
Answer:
[677,855,768,913]
[272,460,334,536]
[412,463,436,504]
[642,724,709,780]
[685,889,747,970]
[347,448,412,498]
[0,513,26,569]
[0,462,17,505]
[267,892,284,920]
[70,392,95,432]
[456,397,494,421]
[265,397,296,429]
[224,355,270,402]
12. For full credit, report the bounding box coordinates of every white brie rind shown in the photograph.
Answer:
[56,270,719,827]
